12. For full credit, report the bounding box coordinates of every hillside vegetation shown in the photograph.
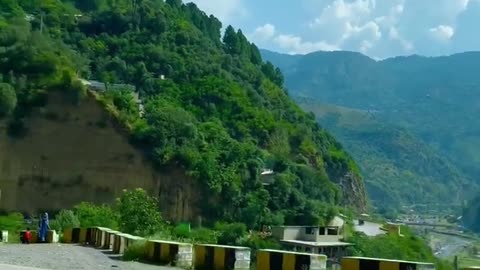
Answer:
[0,0,366,227]
[464,195,480,233]
[263,49,476,209]
[298,98,465,209]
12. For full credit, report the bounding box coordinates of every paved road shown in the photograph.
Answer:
[0,265,51,270]
[0,244,179,270]
[353,220,386,237]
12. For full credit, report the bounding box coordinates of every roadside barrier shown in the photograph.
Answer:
[103,229,121,250]
[94,227,111,248]
[20,230,58,243]
[145,239,193,268]
[1,230,8,243]
[62,228,87,244]
[58,226,444,270]
[194,243,251,270]
[112,233,144,254]
[341,256,436,270]
[257,249,327,270]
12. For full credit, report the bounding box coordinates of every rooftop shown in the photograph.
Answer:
[195,243,250,250]
[274,225,340,228]
[259,249,327,258]
[281,240,353,247]
[343,256,435,265]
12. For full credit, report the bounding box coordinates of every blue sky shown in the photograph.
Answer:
[188,0,480,59]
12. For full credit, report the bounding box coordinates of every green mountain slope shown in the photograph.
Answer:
[0,0,366,226]
[297,98,465,209]
[262,49,476,208]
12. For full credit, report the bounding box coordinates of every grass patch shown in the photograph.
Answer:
[123,239,147,261]
[0,213,25,243]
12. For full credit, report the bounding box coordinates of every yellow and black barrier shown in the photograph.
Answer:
[257,249,327,270]
[62,228,86,244]
[125,234,144,247]
[112,233,144,255]
[94,227,111,248]
[113,233,132,254]
[194,244,251,270]
[88,227,99,246]
[85,227,109,246]
[145,240,193,268]
[1,230,8,243]
[103,229,120,250]
[113,233,129,254]
[341,257,436,270]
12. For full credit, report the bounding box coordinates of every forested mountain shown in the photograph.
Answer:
[297,99,466,210]
[0,0,366,227]
[262,49,477,209]
[463,195,480,232]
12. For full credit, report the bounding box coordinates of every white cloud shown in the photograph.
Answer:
[244,0,480,58]
[308,0,376,44]
[250,24,276,41]
[388,27,414,51]
[305,0,396,54]
[429,25,455,41]
[344,21,382,41]
[273,34,339,54]
[248,23,337,54]
[187,0,247,25]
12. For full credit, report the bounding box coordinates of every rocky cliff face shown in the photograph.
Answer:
[338,172,367,212]
[0,92,201,221]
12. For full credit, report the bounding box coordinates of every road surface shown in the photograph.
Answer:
[0,244,180,270]
[0,265,51,270]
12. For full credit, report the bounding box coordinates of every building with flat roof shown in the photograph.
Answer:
[272,225,353,259]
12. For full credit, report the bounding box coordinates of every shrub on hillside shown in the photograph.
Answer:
[116,188,163,236]
[189,227,218,244]
[214,222,248,246]
[0,213,24,243]
[73,202,118,229]
[0,83,16,117]
[173,223,191,240]
[50,210,80,232]
[123,239,148,261]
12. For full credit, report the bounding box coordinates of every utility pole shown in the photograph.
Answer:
[454,255,458,270]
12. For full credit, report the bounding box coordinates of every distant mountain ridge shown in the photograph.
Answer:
[263,49,478,209]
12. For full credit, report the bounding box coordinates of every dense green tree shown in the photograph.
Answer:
[0,83,16,117]
[223,25,240,55]
[73,202,118,229]
[116,188,163,236]
[250,43,262,65]
[166,0,182,8]
[215,222,248,246]
[49,210,80,233]
[75,0,106,12]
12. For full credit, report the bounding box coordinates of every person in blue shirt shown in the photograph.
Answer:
[38,212,50,242]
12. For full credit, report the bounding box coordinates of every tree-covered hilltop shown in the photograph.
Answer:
[262,49,477,210]
[0,0,366,227]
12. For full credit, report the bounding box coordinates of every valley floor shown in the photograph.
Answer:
[0,244,179,270]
